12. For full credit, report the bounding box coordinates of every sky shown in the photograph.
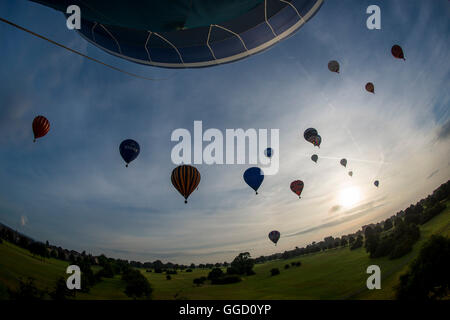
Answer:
[0,0,449,264]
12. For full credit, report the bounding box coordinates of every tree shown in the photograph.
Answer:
[270,268,280,276]
[49,277,75,300]
[384,219,393,231]
[207,268,224,281]
[8,278,45,300]
[230,252,255,275]
[396,235,450,300]
[122,269,152,299]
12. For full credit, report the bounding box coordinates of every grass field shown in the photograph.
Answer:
[1,203,448,300]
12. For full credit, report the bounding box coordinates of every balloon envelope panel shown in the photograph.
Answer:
[31,0,324,68]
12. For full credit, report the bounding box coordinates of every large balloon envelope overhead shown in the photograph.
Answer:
[328,60,340,73]
[119,139,140,167]
[374,180,379,187]
[32,0,324,68]
[268,230,280,245]
[391,45,405,60]
[32,115,50,142]
[243,167,264,194]
[365,82,375,94]
[264,148,273,158]
[290,180,304,198]
[340,158,347,168]
[311,154,318,163]
[171,165,201,203]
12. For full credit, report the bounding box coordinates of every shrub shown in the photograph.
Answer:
[193,277,206,286]
[166,275,171,280]
[270,268,280,276]
[207,268,224,281]
[185,269,193,272]
[166,270,177,275]
[8,277,45,300]
[296,262,302,267]
[122,269,152,299]
[49,277,75,300]
[211,275,241,285]
[146,269,152,273]
[246,269,256,276]
[284,264,290,269]
[154,268,163,273]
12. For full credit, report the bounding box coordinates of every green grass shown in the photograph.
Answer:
[0,202,449,300]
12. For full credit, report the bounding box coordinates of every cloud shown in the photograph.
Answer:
[329,205,341,213]
[437,119,450,141]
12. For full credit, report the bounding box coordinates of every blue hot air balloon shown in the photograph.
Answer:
[243,167,264,194]
[31,0,324,68]
[119,139,140,167]
[264,148,273,158]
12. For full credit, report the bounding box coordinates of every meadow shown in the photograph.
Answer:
[1,203,449,300]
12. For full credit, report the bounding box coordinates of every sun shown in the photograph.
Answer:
[339,187,362,208]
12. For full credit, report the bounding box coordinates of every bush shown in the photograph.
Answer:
[8,277,45,300]
[146,269,152,273]
[296,262,302,267]
[49,277,75,300]
[207,268,224,281]
[226,267,239,275]
[122,269,152,299]
[246,269,256,276]
[185,269,193,272]
[270,268,280,276]
[396,235,450,299]
[165,270,177,275]
[193,277,206,286]
[211,275,241,285]
[154,268,163,273]
[284,264,290,269]
[166,275,171,280]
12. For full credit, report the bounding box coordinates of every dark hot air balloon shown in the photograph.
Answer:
[264,148,273,158]
[268,230,280,246]
[171,165,201,203]
[290,180,304,199]
[391,45,405,60]
[340,158,347,168]
[243,167,264,194]
[32,116,50,142]
[348,171,353,177]
[311,154,318,163]
[31,0,324,68]
[328,60,340,73]
[365,82,375,94]
[119,139,140,167]
[374,180,379,187]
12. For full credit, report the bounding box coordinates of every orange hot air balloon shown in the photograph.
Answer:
[32,116,50,142]
[391,45,405,60]
[365,82,375,94]
[171,165,201,203]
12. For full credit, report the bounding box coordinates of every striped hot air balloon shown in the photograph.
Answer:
[171,165,201,203]
[32,115,50,142]
[268,230,280,245]
[290,180,304,199]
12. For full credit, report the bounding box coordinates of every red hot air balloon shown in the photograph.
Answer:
[391,45,405,60]
[365,82,375,94]
[32,116,50,142]
[171,165,201,203]
[290,180,304,199]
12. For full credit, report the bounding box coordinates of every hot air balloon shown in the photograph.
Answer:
[340,158,347,168]
[32,116,50,142]
[31,0,324,68]
[264,148,273,158]
[391,45,405,60]
[348,171,353,177]
[374,180,379,187]
[312,135,322,148]
[365,82,375,94]
[304,128,320,146]
[290,180,304,199]
[119,139,140,167]
[268,230,280,246]
[171,165,201,203]
[328,60,340,73]
[243,167,264,195]
[311,154,318,163]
